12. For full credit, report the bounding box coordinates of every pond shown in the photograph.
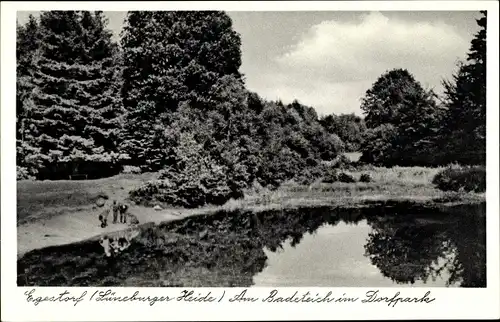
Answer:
[17,202,486,288]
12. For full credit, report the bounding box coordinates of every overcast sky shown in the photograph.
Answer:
[17,10,482,116]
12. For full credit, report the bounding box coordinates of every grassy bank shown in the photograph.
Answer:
[16,165,485,257]
[17,172,157,225]
[17,165,485,225]
[219,165,484,211]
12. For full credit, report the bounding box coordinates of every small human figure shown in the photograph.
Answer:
[112,200,119,224]
[98,209,110,228]
[119,203,128,224]
[99,236,112,257]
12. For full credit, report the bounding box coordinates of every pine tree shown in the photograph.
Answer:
[440,11,486,165]
[17,14,41,126]
[17,15,44,178]
[24,11,125,179]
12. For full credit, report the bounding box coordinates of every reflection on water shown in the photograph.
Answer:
[17,202,486,287]
[253,220,460,287]
[251,203,486,287]
[253,222,387,287]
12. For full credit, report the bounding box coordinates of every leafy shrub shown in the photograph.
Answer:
[360,173,372,183]
[306,157,318,167]
[129,133,248,208]
[294,165,325,185]
[257,146,305,188]
[432,166,486,193]
[130,176,212,209]
[322,168,338,183]
[330,154,352,169]
[122,165,142,174]
[294,175,314,186]
[338,172,356,183]
[17,166,35,180]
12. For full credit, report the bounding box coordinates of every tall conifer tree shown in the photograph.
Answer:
[22,11,124,179]
[17,15,44,178]
[440,11,487,165]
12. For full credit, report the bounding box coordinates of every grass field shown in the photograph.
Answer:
[17,172,157,225]
[239,165,484,210]
[16,165,485,257]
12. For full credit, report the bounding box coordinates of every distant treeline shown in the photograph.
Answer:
[17,11,486,188]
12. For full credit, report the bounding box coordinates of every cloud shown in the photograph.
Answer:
[248,12,471,116]
[246,73,373,116]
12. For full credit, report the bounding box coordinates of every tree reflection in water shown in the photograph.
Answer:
[18,202,486,287]
[363,203,486,287]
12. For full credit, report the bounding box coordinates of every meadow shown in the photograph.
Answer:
[16,166,471,223]
[17,164,485,223]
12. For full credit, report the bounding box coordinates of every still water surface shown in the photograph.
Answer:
[17,202,486,287]
[251,204,485,287]
[253,221,454,287]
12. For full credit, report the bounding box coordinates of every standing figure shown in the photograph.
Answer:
[119,203,129,224]
[112,200,119,224]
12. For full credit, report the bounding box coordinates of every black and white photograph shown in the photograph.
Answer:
[1,1,499,321]
[11,7,492,287]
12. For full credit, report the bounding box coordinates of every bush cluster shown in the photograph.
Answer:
[129,132,248,208]
[432,166,486,193]
[321,168,357,184]
[338,172,356,183]
[129,166,245,209]
[360,173,372,183]
[17,166,35,180]
[322,168,339,184]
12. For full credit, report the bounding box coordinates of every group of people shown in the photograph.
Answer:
[98,200,139,228]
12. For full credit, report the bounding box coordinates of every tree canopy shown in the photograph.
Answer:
[359,68,442,166]
[119,11,243,168]
[320,113,366,152]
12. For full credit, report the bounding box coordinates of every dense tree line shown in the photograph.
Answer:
[17,10,487,204]
[320,113,367,152]
[16,11,344,205]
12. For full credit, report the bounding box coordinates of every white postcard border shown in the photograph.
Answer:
[2,1,499,321]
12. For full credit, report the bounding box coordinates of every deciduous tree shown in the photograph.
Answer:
[119,11,243,168]
[359,68,442,166]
